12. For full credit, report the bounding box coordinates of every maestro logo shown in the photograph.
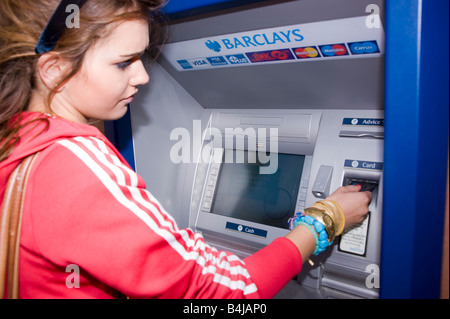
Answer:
[205,40,221,52]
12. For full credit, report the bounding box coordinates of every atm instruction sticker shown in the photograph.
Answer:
[339,214,370,256]
[342,118,384,126]
[225,222,268,238]
[344,160,383,171]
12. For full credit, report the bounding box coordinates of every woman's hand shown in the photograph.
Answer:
[326,185,373,228]
[285,185,373,262]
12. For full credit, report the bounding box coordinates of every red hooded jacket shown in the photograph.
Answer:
[0,112,302,298]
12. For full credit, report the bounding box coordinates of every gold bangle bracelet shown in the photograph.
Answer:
[315,200,346,236]
[304,207,336,242]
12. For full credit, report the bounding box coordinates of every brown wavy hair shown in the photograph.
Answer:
[0,0,166,162]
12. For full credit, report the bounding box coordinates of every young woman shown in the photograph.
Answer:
[0,0,372,298]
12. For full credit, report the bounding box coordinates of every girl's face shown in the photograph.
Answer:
[54,19,150,123]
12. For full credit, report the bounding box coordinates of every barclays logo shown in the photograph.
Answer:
[205,40,221,52]
[205,28,304,53]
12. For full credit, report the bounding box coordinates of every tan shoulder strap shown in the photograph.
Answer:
[0,153,40,299]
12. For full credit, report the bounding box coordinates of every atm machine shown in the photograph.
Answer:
[189,109,383,299]
[120,0,447,298]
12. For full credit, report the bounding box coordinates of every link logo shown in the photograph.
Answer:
[246,49,295,63]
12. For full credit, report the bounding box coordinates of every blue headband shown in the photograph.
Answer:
[35,0,88,54]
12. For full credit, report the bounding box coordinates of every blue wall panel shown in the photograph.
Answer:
[381,0,449,298]
[104,108,136,171]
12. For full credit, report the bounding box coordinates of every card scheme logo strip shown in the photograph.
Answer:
[164,16,384,71]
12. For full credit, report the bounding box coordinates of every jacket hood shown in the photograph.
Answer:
[0,112,109,199]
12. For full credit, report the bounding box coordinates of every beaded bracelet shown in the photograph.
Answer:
[295,221,320,255]
[288,212,332,256]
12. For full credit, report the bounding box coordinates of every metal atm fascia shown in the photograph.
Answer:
[190,109,384,299]
[296,109,384,299]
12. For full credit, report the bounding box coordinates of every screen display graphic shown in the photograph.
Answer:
[211,151,305,229]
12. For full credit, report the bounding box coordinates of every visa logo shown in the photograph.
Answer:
[188,58,210,67]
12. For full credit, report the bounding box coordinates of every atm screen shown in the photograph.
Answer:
[210,151,305,229]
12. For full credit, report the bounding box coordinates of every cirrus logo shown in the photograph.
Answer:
[349,41,379,55]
